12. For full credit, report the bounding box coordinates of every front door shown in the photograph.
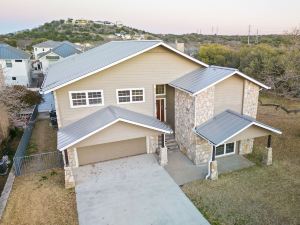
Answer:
[156,98,165,122]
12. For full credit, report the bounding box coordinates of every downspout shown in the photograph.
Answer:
[205,144,215,180]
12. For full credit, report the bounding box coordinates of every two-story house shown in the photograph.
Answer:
[41,40,281,188]
[33,40,81,73]
[0,43,31,86]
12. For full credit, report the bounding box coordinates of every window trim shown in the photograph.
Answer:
[69,90,104,108]
[215,142,236,158]
[116,88,145,104]
[155,84,166,96]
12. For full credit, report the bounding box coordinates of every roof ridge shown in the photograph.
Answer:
[210,65,238,71]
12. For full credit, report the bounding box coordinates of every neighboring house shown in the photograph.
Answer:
[0,43,31,86]
[33,40,62,59]
[41,40,281,188]
[35,41,81,73]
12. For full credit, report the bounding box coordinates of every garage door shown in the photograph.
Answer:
[77,137,147,166]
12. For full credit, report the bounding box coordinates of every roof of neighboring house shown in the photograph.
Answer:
[194,110,281,146]
[41,40,208,93]
[169,66,270,95]
[0,43,30,60]
[33,40,62,48]
[57,105,173,150]
[37,41,81,59]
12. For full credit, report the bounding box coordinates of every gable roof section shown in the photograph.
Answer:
[169,65,270,95]
[41,40,208,93]
[37,41,81,59]
[194,110,281,146]
[33,40,62,48]
[57,105,173,150]
[0,43,30,60]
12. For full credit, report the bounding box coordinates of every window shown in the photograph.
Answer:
[15,60,22,62]
[69,90,104,108]
[46,55,60,60]
[5,60,12,68]
[117,88,144,104]
[216,142,235,157]
[12,77,16,81]
[156,84,165,95]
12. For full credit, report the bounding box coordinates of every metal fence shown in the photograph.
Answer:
[13,105,63,176]
[14,151,63,176]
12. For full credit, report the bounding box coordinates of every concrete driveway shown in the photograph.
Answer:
[73,154,210,225]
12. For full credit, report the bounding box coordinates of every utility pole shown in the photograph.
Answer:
[248,24,251,45]
[211,26,214,35]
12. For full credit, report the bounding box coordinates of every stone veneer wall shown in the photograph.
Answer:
[194,87,215,163]
[175,89,197,162]
[148,135,158,153]
[175,87,215,164]
[64,148,78,189]
[240,80,260,154]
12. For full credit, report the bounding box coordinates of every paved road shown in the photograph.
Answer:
[73,154,210,225]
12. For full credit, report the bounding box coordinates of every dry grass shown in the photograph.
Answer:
[0,169,78,225]
[26,119,57,155]
[182,94,300,225]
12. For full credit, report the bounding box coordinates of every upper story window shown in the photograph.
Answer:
[15,60,22,62]
[117,88,144,104]
[69,90,104,108]
[156,84,165,95]
[5,60,12,68]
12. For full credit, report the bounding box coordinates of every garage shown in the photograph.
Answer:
[77,137,147,165]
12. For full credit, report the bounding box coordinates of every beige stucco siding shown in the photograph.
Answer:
[77,137,146,165]
[214,75,244,115]
[55,46,201,126]
[74,121,161,148]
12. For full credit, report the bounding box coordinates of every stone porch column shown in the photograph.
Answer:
[64,148,78,189]
[209,146,218,180]
[263,135,272,166]
[159,134,168,166]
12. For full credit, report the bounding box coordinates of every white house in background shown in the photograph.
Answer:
[33,40,62,59]
[35,41,82,73]
[0,43,31,86]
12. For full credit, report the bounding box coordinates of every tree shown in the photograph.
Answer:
[0,86,42,126]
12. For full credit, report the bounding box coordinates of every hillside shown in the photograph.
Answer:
[0,19,291,51]
[0,19,158,50]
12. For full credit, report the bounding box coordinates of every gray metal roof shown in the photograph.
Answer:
[37,41,81,59]
[194,110,281,146]
[169,66,268,95]
[33,40,62,48]
[41,40,162,92]
[0,43,30,60]
[52,42,81,57]
[57,105,173,150]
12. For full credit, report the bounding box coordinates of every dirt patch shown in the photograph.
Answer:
[0,169,78,225]
[182,95,300,225]
[26,119,57,155]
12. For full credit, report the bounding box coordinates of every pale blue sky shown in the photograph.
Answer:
[0,0,299,35]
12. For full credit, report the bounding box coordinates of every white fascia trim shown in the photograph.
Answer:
[215,123,253,147]
[159,43,209,68]
[191,71,270,96]
[168,83,194,96]
[58,117,172,150]
[252,122,282,134]
[58,120,119,151]
[119,118,173,134]
[215,122,281,146]
[42,42,208,94]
